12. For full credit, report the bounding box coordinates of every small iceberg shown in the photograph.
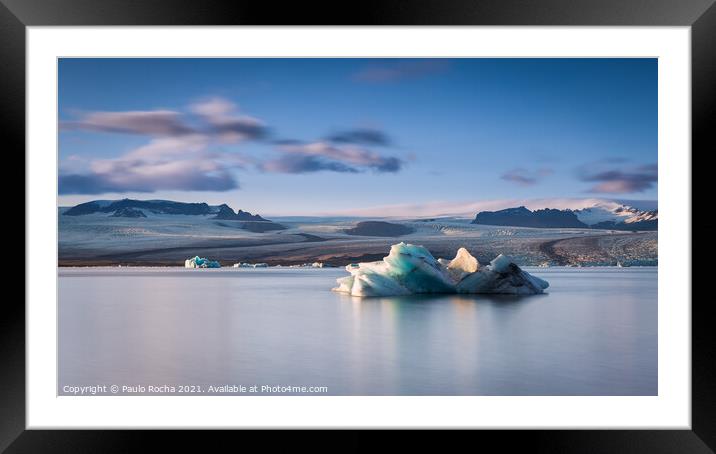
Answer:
[332,242,548,297]
[285,262,330,268]
[233,262,269,268]
[185,256,221,268]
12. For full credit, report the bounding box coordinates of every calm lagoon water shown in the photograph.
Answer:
[58,267,657,396]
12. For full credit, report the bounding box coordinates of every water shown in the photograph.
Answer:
[58,267,657,396]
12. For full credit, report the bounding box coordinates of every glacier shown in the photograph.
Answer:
[185,256,221,268]
[332,242,548,297]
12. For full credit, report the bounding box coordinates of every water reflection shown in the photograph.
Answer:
[59,267,657,395]
[340,292,545,395]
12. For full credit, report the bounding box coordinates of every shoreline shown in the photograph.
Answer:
[57,263,657,269]
[58,231,657,269]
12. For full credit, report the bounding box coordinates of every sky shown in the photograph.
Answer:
[58,58,657,216]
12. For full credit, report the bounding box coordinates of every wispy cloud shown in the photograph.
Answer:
[189,97,267,142]
[59,162,238,194]
[61,110,194,136]
[580,163,657,194]
[261,154,359,174]
[325,128,391,146]
[59,97,406,194]
[59,134,243,194]
[61,98,267,142]
[501,167,553,186]
[352,59,449,83]
[262,141,403,174]
[59,98,263,194]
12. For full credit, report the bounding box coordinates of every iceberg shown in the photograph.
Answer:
[233,262,269,268]
[332,242,548,297]
[185,256,221,268]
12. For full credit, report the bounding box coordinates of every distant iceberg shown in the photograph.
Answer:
[233,262,269,268]
[333,242,548,297]
[185,256,221,268]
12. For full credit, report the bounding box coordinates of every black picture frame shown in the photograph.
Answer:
[4,0,712,451]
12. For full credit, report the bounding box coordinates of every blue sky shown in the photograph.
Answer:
[58,58,657,216]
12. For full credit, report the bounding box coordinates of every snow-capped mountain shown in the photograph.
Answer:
[573,201,658,226]
[62,198,270,219]
[60,198,286,232]
[473,202,657,230]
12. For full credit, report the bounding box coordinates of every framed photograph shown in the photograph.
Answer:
[6,0,713,450]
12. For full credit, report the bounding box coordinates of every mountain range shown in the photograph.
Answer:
[62,198,285,232]
[58,198,658,266]
[62,198,657,231]
[472,203,657,230]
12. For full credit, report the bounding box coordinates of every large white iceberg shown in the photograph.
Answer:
[185,256,221,268]
[332,242,548,297]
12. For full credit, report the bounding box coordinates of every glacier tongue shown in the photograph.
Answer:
[332,242,548,297]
